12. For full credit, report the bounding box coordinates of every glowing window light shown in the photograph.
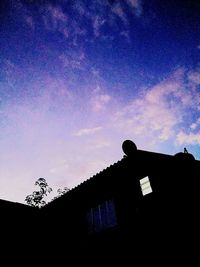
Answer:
[140,176,153,196]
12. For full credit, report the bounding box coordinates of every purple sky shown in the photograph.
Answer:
[0,0,200,203]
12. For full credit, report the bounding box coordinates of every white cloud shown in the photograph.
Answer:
[176,132,200,145]
[91,94,111,112]
[114,96,178,142]
[114,73,181,140]
[113,68,200,148]
[190,118,200,130]
[145,68,199,108]
[74,127,102,137]
[188,70,200,85]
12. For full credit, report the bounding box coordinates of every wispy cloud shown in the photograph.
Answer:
[59,51,86,70]
[2,59,26,92]
[125,0,142,16]
[176,132,200,145]
[120,30,131,42]
[72,1,89,17]
[41,4,68,37]
[113,68,200,149]
[111,2,128,25]
[91,93,111,112]
[190,118,200,130]
[74,127,102,137]
[41,2,88,44]
[93,15,106,37]
[126,0,140,9]
[188,70,200,85]
[114,71,182,140]
[1,64,200,202]
[24,15,35,30]
[16,0,144,44]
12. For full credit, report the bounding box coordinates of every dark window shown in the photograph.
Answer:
[87,200,117,233]
[106,200,117,227]
[86,209,93,234]
[93,205,101,232]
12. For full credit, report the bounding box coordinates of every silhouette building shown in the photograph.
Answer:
[0,140,199,263]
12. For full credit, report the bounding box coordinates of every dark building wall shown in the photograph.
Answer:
[40,147,200,260]
[0,142,199,263]
[0,199,38,260]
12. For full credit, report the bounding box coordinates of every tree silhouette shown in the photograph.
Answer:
[52,187,70,201]
[25,178,52,208]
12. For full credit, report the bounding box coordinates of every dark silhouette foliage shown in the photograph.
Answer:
[25,178,52,208]
[52,187,70,201]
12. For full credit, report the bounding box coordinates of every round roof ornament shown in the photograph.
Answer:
[174,152,195,161]
[122,140,137,156]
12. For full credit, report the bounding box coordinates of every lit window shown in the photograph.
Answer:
[140,176,153,196]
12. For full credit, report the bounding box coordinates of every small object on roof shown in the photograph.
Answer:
[184,147,188,153]
[122,140,137,156]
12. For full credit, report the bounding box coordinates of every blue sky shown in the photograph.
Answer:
[0,0,200,203]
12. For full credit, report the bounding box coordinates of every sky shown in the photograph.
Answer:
[0,0,200,203]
